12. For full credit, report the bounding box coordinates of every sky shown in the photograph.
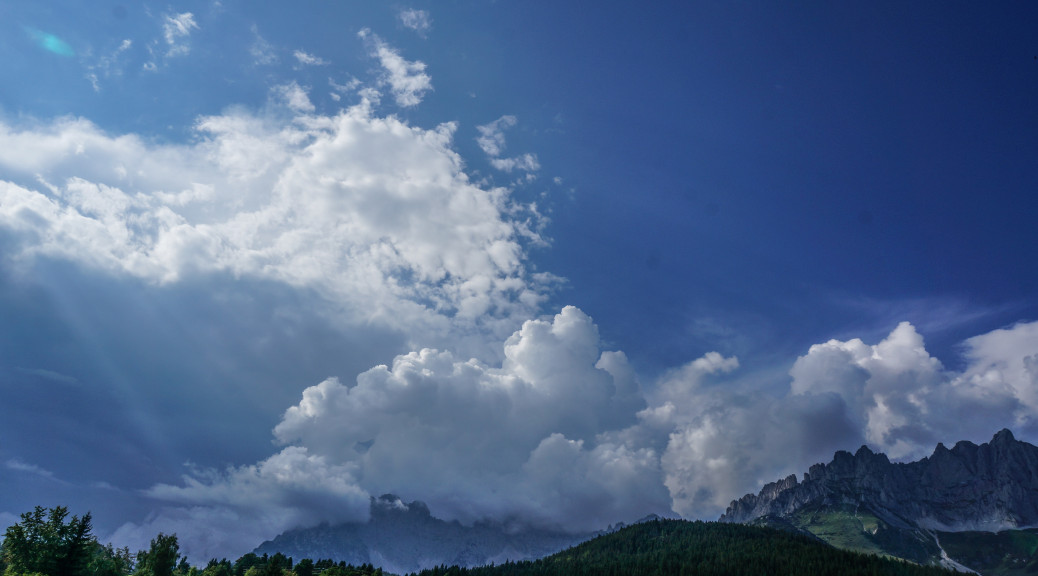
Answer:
[2,0,1038,563]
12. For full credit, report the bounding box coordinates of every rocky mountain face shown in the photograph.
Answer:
[720,429,1038,532]
[253,495,594,575]
[719,429,1038,572]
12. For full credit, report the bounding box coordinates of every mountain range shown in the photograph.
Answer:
[254,430,1038,575]
[253,495,595,575]
[721,429,1038,573]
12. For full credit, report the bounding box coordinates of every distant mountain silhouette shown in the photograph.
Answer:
[253,495,593,574]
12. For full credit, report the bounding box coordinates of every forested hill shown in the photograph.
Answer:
[410,520,957,576]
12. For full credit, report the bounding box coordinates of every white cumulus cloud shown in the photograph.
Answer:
[129,307,670,561]
[113,308,1038,561]
[0,96,547,353]
[651,319,1038,519]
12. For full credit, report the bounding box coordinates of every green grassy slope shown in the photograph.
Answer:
[936,529,1038,575]
[757,503,942,565]
[411,519,958,576]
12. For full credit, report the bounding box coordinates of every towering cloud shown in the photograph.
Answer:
[118,307,672,561]
[652,319,1038,518]
[102,299,1038,563]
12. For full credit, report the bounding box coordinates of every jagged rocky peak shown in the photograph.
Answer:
[994,428,1016,443]
[720,429,1038,531]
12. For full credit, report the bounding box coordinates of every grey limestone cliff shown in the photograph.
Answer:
[720,429,1038,532]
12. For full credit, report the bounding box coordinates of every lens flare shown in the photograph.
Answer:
[25,27,75,57]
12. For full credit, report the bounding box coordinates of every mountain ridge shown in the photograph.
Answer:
[720,429,1038,532]
[252,495,595,575]
[719,429,1038,571]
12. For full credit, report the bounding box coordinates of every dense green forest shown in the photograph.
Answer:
[2,507,961,576]
[0,507,381,576]
[411,519,959,576]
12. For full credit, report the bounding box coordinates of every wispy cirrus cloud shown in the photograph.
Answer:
[398,9,432,36]
[294,50,329,67]
[477,116,540,173]
[358,29,432,107]
[86,39,133,92]
[15,367,78,384]
[249,25,277,65]
[5,459,55,479]
[162,13,198,58]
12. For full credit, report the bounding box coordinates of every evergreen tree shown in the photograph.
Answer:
[292,558,312,576]
[1,506,95,576]
[86,543,133,576]
[201,559,232,576]
[134,534,180,576]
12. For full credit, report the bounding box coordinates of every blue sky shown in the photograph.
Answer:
[2,0,1038,562]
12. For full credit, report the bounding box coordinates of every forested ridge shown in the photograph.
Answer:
[0,506,381,576]
[411,519,959,576]
[3,507,959,576]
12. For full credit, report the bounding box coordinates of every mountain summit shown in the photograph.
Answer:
[253,495,593,574]
[720,429,1038,570]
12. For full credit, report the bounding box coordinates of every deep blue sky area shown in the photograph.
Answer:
[1,0,1037,563]
[530,2,1038,371]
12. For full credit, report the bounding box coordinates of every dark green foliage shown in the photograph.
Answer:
[410,520,958,576]
[87,543,134,576]
[1,506,96,576]
[202,559,233,576]
[312,560,336,573]
[224,554,376,576]
[1,505,963,576]
[256,553,291,576]
[319,563,381,576]
[292,559,312,576]
[233,554,263,576]
[134,533,180,576]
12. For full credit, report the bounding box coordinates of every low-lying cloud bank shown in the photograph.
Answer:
[120,309,1038,562]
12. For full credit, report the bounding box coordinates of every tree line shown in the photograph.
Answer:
[0,507,382,576]
[410,519,960,576]
[4,506,963,576]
